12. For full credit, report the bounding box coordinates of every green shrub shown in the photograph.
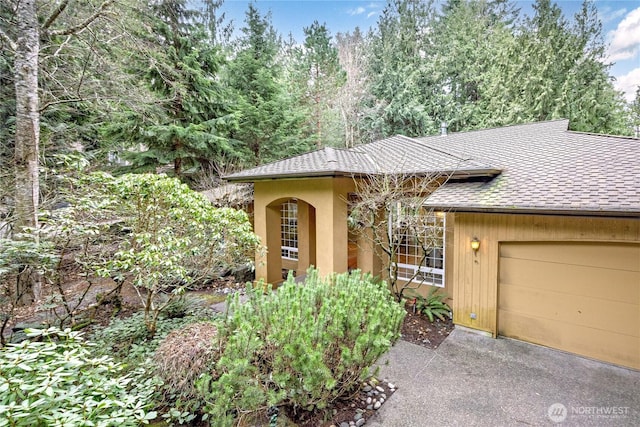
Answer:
[197,269,405,425]
[91,309,216,368]
[0,328,157,426]
[72,172,261,335]
[407,287,452,322]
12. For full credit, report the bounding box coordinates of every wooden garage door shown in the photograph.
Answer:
[498,242,640,370]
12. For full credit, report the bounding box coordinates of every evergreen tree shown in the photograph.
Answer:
[483,0,629,134]
[225,4,311,165]
[105,0,236,176]
[365,0,440,139]
[562,0,628,134]
[433,0,518,131]
[297,21,346,147]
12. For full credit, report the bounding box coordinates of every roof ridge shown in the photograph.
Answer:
[409,135,476,161]
[417,119,569,141]
[566,130,640,141]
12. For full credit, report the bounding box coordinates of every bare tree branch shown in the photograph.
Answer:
[39,98,84,113]
[41,0,70,31]
[47,0,116,37]
[0,28,16,51]
[348,170,451,300]
[39,94,137,113]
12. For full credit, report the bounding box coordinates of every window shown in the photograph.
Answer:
[281,200,298,260]
[390,204,445,287]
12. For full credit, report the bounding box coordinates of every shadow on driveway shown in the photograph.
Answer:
[368,328,639,426]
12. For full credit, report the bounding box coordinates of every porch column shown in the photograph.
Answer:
[314,183,349,275]
[296,201,316,276]
[263,203,283,284]
[357,227,382,276]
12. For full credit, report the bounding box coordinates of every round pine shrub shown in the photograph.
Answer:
[197,269,406,425]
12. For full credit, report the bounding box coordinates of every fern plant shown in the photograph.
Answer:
[408,287,452,322]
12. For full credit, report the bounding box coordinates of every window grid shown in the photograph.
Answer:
[391,206,445,287]
[281,200,298,260]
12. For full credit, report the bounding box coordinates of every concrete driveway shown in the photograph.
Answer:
[368,328,640,426]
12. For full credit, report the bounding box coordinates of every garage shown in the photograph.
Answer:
[498,241,640,370]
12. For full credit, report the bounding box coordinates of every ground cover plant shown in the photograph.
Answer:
[0,328,156,426]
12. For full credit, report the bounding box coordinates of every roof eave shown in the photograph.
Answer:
[448,168,502,179]
[425,205,640,218]
[224,170,370,182]
[225,168,502,183]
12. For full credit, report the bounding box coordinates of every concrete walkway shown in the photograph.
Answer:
[368,328,640,426]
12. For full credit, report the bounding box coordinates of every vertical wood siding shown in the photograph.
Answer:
[450,212,640,335]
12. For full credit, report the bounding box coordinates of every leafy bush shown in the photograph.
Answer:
[407,287,452,322]
[59,172,261,335]
[197,269,405,425]
[0,328,157,426]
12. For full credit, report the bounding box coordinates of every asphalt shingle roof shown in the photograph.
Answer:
[225,119,640,215]
[421,120,640,215]
[225,136,500,181]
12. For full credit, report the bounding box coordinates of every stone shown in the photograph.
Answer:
[374,401,382,410]
[356,418,366,427]
[367,404,373,410]
[354,413,363,421]
[362,385,372,392]
[376,386,385,393]
[340,423,349,427]
[387,382,395,389]
[379,397,385,404]
[381,393,387,400]
[366,397,372,405]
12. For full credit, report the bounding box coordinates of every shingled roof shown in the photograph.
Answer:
[421,120,640,216]
[224,135,500,181]
[225,119,640,216]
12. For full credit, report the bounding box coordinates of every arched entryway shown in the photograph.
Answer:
[251,177,361,284]
[274,198,317,281]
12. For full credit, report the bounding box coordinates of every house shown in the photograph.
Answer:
[225,120,640,370]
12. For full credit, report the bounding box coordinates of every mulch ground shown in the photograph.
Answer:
[400,308,455,350]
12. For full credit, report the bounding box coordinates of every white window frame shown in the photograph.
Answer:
[281,200,298,260]
[390,204,445,288]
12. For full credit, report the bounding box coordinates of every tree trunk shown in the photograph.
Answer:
[14,0,41,305]
[173,140,182,176]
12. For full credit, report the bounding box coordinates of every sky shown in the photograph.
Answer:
[217,1,640,102]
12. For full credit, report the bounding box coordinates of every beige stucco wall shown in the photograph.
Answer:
[253,177,358,283]
[449,212,640,335]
